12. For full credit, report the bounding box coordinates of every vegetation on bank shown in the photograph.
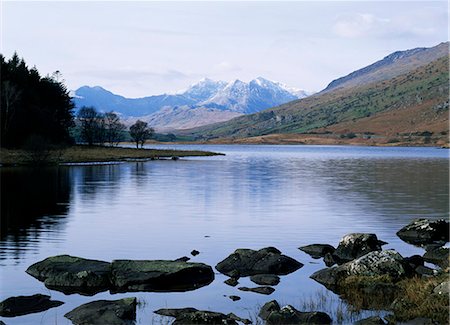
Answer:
[0,145,222,166]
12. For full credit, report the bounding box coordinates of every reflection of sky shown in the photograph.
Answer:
[0,145,448,325]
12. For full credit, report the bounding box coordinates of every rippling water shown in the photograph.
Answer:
[0,145,448,324]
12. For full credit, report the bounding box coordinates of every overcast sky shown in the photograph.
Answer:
[2,1,448,97]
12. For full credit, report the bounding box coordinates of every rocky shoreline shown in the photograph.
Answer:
[0,218,448,324]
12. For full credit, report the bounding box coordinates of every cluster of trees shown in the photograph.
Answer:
[77,106,154,148]
[1,53,74,148]
[1,53,155,149]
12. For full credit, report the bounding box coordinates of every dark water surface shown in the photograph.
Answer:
[0,145,448,324]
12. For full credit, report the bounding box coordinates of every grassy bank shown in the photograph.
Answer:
[0,145,223,166]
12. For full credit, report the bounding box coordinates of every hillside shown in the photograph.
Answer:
[181,43,449,144]
[324,42,448,92]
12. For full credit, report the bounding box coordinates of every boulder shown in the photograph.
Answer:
[332,233,386,264]
[396,218,449,245]
[154,308,250,324]
[175,256,190,262]
[110,260,214,292]
[215,247,303,277]
[404,255,424,269]
[298,244,335,258]
[423,247,449,268]
[26,255,111,295]
[229,295,241,301]
[354,316,386,324]
[415,265,436,276]
[265,305,332,324]
[433,281,449,295]
[259,300,280,320]
[64,298,136,325]
[0,294,63,317]
[238,286,275,295]
[311,250,410,290]
[191,250,200,256]
[250,274,280,286]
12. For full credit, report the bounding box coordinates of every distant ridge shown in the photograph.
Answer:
[323,42,449,92]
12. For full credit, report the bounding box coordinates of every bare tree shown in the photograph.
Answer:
[104,111,126,146]
[129,120,154,149]
[1,81,22,140]
[78,106,102,146]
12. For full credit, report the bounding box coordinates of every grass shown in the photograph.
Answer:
[391,274,449,324]
[0,145,223,166]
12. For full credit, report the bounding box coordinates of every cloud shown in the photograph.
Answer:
[333,13,389,38]
[212,61,242,73]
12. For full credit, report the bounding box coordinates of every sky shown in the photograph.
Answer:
[2,1,448,97]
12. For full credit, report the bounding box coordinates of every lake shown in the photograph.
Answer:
[0,145,448,324]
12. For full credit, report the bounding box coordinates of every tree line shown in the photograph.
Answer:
[76,106,154,148]
[1,53,154,149]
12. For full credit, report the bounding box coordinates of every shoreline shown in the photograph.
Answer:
[0,145,223,167]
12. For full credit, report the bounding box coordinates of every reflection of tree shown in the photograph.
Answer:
[74,164,123,202]
[0,167,71,259]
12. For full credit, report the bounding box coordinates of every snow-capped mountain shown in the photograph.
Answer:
[199,77,306,114]
[73,77,310,130]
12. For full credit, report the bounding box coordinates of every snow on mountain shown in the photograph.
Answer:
[73,77,310,129]
[199,77,306,114]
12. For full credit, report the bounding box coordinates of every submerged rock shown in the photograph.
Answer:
[25,255,111,295]
[0,294,63,317]
[354,316,386,324]
[229,295,241,301]
[154,308,250,324]
[110,259,214,292]
[332,233,386,264]
[299,244,335,258]
[250,274,280,286]
[423,247,449,268]
[175,256,190,262]
[238,286,275,295]
[215,247,302,277]
[311,250,410,290]
[259,302,332,325]
[224,277,239,287]
[396,218,449,245]
[64,298,136,325]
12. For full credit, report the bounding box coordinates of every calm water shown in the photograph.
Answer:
[0,145,448,324]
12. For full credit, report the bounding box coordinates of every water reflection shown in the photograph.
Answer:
[0,167,71,260]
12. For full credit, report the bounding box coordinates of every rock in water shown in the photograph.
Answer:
[259,300,280,320]
[110,260,214,292]
[311,250,410,290]
[354,316,386,324]
[238,286,275,295]
[64,298,136,325]
[396,218,449,245]
[260,303,332,324]
[332,233,386,264]
[250,274,280,286]
[0,294,63,317]
[423,247,449,268]
[215,247,302,277]
[298,244,335,258]
[154,308,250,324]
[25,255,111,295]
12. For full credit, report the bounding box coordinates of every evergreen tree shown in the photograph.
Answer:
[1,53,74,148]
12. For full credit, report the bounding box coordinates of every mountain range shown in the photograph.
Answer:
[73,77,309,130]
[181,42,449,145]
